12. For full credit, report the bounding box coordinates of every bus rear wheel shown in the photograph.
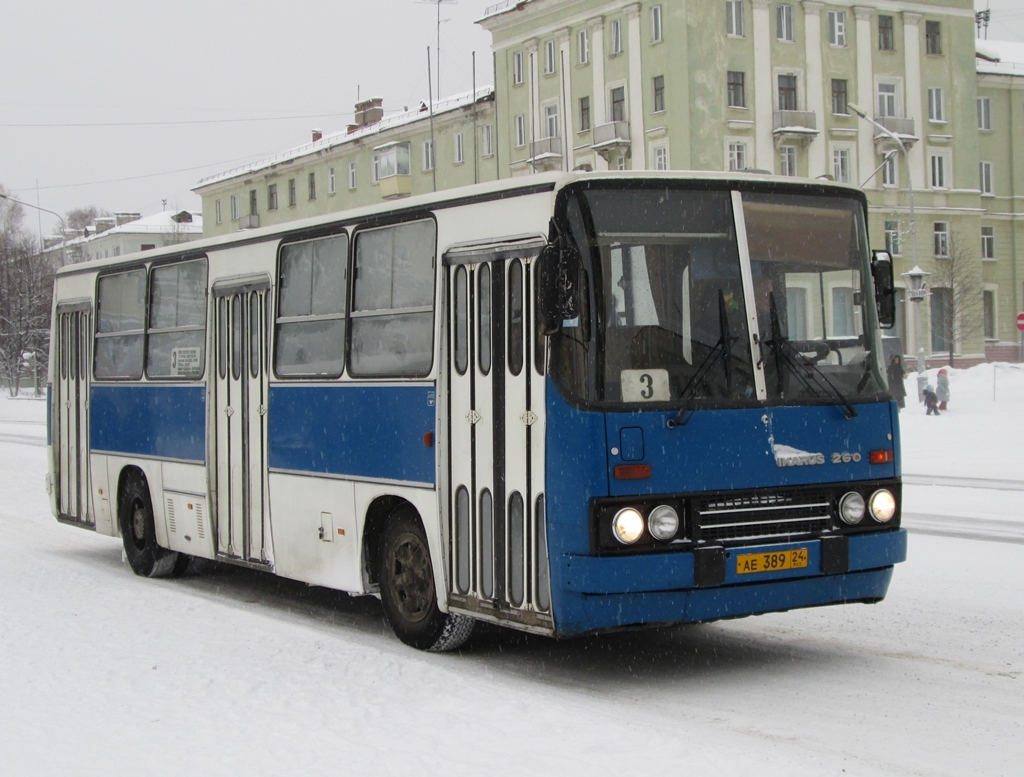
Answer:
[119,472,181,578]
[378,505,475,652]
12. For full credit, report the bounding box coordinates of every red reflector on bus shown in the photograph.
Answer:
[614,464,651,480]
[424,432,433,448]
[869,449,894,464]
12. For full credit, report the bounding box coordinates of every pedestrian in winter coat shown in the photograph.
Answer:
[923,384,940,415]
[936,369,950,411]
[887,355,907,409]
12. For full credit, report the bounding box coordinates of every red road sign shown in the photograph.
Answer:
[1018,313,1024,332]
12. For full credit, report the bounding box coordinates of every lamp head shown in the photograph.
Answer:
[846,102,867,119]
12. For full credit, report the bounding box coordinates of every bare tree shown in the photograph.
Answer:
[0,186,55,396]
[65,205,111,231]
[929,231,984,367]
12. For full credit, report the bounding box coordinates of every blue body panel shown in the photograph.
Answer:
[544,378,905,637]
[268,384,436,485]
[90,384,206,462]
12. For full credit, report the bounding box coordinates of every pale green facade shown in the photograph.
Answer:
[196,0,1024,361]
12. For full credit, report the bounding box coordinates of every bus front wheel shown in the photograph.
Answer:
[378,505,475,652]
[119,472,181,578]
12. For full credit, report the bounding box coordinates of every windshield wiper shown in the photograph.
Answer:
[668,290,736,428]
[764,292,858,420]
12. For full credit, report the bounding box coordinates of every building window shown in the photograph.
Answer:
[928,88,944,122]
[878,15,894,50]
[776,4,794,41]
[930,153,948,189]
[268,184,278,211]
[832,147,851,182]
[610,86,626,122]
[828,11,846,46]
[882,152,897,187]
[328,167,336,195]
[885,220,901,256]
[230,194,240,220]
[512,51,524,85]
[877,82,897,118]
[515,114,526,148]
[652,144,668,170]
[288,179,296,206]
[980,161,993,195]
[930,288,950,352]
[977,97,991,130]
[454,132,464,164]
[925,20,941,55]
[422,139,435,171]
[831,79,848,114]
[727,71,746,108]
[372,155,380,184]
[611,19,623,54]
[578,28,589,64]
[579,96,591,131]
[726,0,744,37]
[780,145,797,177]
[249,190,257,216]
[983,290,996,339]
[728,141,747,171]
[981,227,995,260]
[482,124,494,157]
[616,155,627,170]
[933,222,949,257]
[651,5,663,42]
[348,161,357,190]
[307,172,316,200]
[215,199,222,225]
[544,104,559,138]
[544,40,556,75]
[653,75,665,113]
[778,74,797,111]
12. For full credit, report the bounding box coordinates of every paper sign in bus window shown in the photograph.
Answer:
[620,369,670,402]
[171,347,203,377]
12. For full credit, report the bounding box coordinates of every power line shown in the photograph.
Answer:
[0,112,353,129]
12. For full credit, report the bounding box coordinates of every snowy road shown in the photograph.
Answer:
[2,395,1023,776]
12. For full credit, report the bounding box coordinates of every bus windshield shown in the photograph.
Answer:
[553,184,886,408]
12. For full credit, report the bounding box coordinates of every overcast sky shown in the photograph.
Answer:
[2,0,1022,239]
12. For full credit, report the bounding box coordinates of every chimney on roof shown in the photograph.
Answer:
[115,212,141,226]
[94,217,116,234]
[312,128,323,142]
[349,97,384,134]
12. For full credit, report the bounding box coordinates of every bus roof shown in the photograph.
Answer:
[56,170,865,278]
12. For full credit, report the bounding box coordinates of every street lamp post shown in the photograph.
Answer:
[846,102,925,397]
[902,265,931,402]
[0,192,68,265]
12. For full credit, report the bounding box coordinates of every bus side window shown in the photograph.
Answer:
[95,269,146,380]
[350,219,436,377]
[274,234,348,378]
[147,258,208,379]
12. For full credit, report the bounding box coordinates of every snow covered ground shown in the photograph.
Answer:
[1,366,1022,776]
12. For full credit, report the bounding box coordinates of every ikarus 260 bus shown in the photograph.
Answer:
[47,171,907,651]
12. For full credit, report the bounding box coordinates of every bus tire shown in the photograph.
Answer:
[119,472,180,578]
[378,505,475,652]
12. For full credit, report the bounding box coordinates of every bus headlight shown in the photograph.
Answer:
[869,489,896,523]
[839,492,866,525]
[612,508,645,544]
[647,505,679,541]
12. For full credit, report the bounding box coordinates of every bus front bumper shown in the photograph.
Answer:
[553,529,907,637]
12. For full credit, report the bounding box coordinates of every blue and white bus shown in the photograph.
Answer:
[47,171,906,651]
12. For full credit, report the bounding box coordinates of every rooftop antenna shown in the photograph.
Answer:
[419,0,456,98]
[975,4,990,39]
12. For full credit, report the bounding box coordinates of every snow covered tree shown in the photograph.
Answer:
[65,205,111,231]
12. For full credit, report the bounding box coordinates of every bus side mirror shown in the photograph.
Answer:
[539,239,581,335]
[871,250,895,329]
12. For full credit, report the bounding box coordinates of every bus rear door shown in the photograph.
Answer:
[212,277,272,567]
[53,301,92,526]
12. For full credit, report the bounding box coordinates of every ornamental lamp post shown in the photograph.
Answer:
[902,265,931,402]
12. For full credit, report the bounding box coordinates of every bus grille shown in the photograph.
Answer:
[695,490,832,543]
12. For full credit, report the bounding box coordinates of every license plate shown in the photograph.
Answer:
[736,547,809,575]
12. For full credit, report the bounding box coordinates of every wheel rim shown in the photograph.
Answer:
[129,498,147,551]
[388,531,434,623]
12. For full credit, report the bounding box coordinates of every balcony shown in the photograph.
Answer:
[872,116,918,153]
[592,121,631,160]
[238,214,260,230]
[379,174,412,199]
[772,110,818,147]
[526,136,563,171]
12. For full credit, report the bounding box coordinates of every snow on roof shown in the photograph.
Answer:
[194,85,494,191]
[57,211,202,247]
[976,39,1024,76]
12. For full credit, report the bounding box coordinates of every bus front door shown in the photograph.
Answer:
[212,280,272,567]
[54,302,92,526]
[447,256,550,628]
